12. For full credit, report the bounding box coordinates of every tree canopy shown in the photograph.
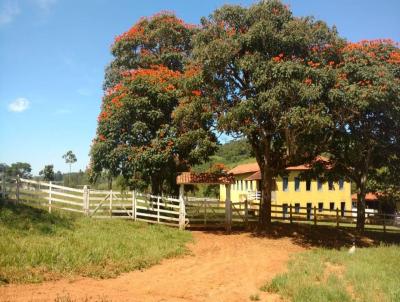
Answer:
[39,165,55,181]
[193,0,343,227]
[325,39,400,229]
[90,13,217,194]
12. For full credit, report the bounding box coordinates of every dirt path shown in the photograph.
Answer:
[0,231,304,302]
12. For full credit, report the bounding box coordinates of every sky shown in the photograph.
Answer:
[0,0,399,175]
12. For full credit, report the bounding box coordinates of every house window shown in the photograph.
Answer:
[282,177,288,192]
[317,178,323,191]
[318,202,324,212]
[283,203,288,218]
[249,181,253,191]
[328,180,334,190]
[338,179,344,190]
[306,179,311,191]
[294,177,300,192]
[307,202,312,220]
[295,203,300,213]
[330,202,335,211]
[245,181,248,190]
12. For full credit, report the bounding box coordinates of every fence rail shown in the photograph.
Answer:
[1,175,399,232]
[1,176,186,229]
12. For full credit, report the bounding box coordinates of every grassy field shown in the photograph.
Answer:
[262,245,400,302]
[0,200,191,284]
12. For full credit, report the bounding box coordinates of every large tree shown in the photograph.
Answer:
[6,162,32,179]
[327,39,400,230]
[39,165,55,181]
[193,0,342,228]
[90,13,217,194]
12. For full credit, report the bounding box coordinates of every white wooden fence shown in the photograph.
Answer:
[1,175,399,232]
[1,176,187,229]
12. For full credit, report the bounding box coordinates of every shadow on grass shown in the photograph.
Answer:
[190,222,400,249]
[0,199,74,234]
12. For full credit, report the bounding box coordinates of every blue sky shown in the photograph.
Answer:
[0,0,399,175]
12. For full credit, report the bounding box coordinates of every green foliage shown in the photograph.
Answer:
[39,164,55,181]
[105,12,195,89]
[62,151,77,165]
[91,12,217,195]
[262,245,400,302]
[323,40,400,229]
[0,201,191,284]
[4,162,32,178]
[193,0,342,225]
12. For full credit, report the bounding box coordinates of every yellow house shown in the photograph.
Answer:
[220,162,352,216]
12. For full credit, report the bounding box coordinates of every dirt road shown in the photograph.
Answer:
[0,231,304,302]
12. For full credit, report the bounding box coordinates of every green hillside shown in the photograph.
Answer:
[193,139,255,173]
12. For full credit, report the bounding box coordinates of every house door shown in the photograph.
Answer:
[341,202,346,217]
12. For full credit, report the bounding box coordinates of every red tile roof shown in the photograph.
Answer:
[351,193,380,202]
[176,172,235,184]
[228,162,260,175]
[230,156,330,177]
[245,171,261,180]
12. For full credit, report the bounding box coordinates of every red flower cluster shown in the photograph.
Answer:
[114,12,196,44]
[114,23,145,44]
[272,53,284,62]
[388,51,400,64]
[304,78,313,85]
[307,61,321,68]
[122,65,182,84]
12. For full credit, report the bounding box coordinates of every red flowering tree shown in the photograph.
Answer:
[91,13,216,194]
[104,12,195,89]
[193,0,343,228]
[327,39,400,230]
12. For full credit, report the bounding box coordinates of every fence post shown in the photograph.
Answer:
[313,206,317,226]
[290,204,293,224]
[132,190,137,221]
[383,213,386,233]
[204,199,207,225]
[336,208,340,228]
[83,185,89,216]
[178,184,186,230]
[109,190,113,217]
[244,199,249,227]
[16,175,20,204]
[157,196,160,223]
[1,173,5,200]
[225,184,232,233]
[48,181,52,213]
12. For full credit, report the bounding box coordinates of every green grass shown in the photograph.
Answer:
[0,200,191,284]
[261,245,400,302]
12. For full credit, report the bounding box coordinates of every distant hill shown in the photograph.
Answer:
[193,139,255,172]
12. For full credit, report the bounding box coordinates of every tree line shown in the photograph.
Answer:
[89,0,400,231]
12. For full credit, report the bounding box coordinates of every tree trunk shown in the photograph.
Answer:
[259,165,273,229]
[356,175,367,231]
[108,175,113,190]
[151,175,162,196]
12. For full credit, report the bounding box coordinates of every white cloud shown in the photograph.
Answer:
[34,0,57,12]
[8,98,30,112]
[0,1,20,25]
